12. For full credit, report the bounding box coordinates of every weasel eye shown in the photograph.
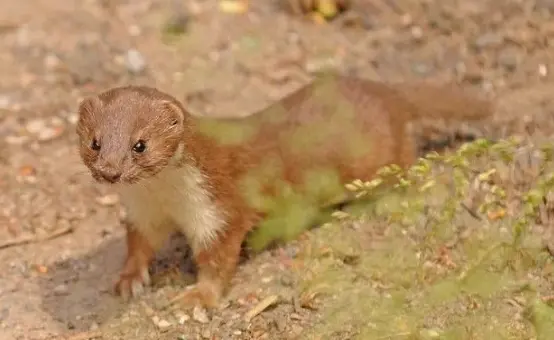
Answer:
[91,138,101,151]
[132,140,147,153]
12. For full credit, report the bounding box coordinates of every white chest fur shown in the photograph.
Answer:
[118,163,225,251]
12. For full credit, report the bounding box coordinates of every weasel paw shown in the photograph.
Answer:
[169,284,220,309]
[114,266,151,301]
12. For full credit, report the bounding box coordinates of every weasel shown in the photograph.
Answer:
[76,73,494,308]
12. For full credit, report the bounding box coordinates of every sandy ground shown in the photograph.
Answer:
[2,0,554,339]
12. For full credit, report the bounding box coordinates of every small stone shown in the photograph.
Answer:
[53,284,69,296]
[274,317,286,332]
[458,63,483,84]
[473,33,503,49]
[305,57,337,74]
[411,26,423,40]
[95,194,119,206]
[44,54,61,69]
[0,95,11,110]
[156,319,171,329]
[67,113,79,125]
[290,324,303,336]
[280,275,294,287]
[536,0,554,12]
[498,49,519,71]
[5,135,29,145]
[233,330,242,336]
[89,322,99,330]
[25,119,46,134]
[400,14,412,26]
[37,126,64,141]
[128,25,141,36]
[290,313,302,320]
[124,49,146,74]
[192,306,210,324]
[174,311,190,325]
[411,62,433,76]
[539,64,548,77]
[16,26,30,47]
[201,329,211,339]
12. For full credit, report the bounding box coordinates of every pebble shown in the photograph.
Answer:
[539,64,548,77]
[37,126,63,142]
[290,313,302,321]
[536,0,554,12]
[25,119,46,134]
[274,317,286,332]
[0,95,11,110]
[157,319,172,329]
[192,306,210,324]
[151,315,171,329]
[124,49,146,74]
[174,311,190,324]
[497,48,519,71]
[410,26,424,41]
[411,62,433,76]
[305,57,338,74]
[458,63,483,84]
[290,324,303,336]
[16,26,30,47]
[128,25,142,37]
[95,194,119,206]
[5,135,29,145]
[201,329,211,339]
[473,33,503,49]
[280,275,294,287]
[24,118,64,142]
[44,54,61,70]
[67,113,79,125]
[53,284,69,296]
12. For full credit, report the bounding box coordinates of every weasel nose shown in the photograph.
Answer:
[99,170,122,183]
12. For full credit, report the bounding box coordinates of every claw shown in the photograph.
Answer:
[115,266,151,301]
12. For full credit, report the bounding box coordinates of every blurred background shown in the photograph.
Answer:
[1,0,554,339]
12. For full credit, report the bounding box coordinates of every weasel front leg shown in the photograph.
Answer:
[178,215,252,308]
[114,218,172,300]
[114,221,155,300]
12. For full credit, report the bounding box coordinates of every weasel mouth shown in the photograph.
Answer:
[91,171,122,184]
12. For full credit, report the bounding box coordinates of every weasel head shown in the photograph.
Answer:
[76,86,188,185]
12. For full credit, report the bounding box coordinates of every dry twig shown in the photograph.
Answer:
[244,294,281,321]
[0,225,74,250]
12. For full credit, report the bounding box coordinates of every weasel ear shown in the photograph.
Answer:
[160,99,186,126]
[77,96,102,120]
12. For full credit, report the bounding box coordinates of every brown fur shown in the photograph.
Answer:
[76,74,494,308]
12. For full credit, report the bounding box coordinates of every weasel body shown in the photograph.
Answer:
[76,74,494,307]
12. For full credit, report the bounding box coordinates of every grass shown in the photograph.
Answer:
[284,137,554,339]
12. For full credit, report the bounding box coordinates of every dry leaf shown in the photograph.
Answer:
[309,12,327,24]
[219,0,248,14]
[317,0,338,19]
[487,208,506,220]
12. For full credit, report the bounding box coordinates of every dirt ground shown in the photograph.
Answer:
[2,0,554,339]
